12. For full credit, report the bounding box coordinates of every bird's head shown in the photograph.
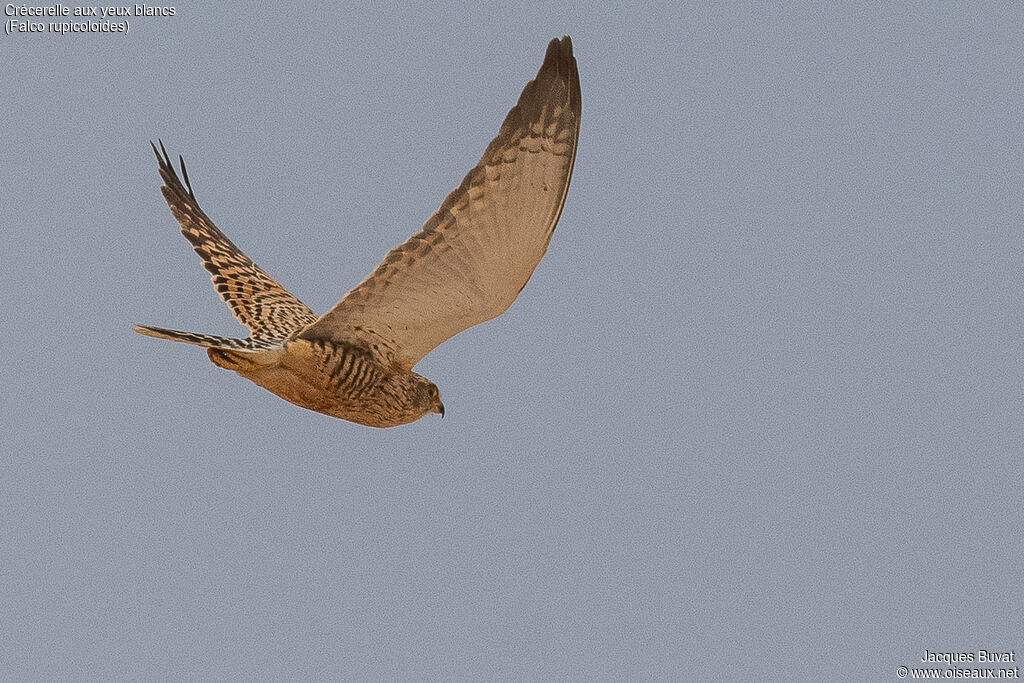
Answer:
[409,373,445,420]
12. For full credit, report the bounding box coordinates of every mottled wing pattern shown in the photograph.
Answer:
[299,36,581,370]
[152,141,319,340]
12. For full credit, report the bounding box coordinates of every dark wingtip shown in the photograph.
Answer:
[542,36,574,69]
[149,139,197,200]
[151,138,174,170]
[178,154,195,198]
[537,36,579,114]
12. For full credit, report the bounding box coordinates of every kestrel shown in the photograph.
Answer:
[134,36,581,427]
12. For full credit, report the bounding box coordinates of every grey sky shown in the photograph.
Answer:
[3,1,1022,679]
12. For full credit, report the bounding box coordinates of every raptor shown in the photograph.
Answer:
[135,36,581,427]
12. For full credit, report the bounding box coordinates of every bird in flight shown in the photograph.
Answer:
[134,36,581,427]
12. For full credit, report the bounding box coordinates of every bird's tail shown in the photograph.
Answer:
[133,324,282,371]
[133,323,274,350]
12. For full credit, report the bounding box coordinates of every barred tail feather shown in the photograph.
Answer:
[132,324,276,350]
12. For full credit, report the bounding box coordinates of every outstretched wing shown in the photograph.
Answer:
[298,36,581,370]
[151,141,319,340]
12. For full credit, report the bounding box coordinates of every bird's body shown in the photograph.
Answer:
[135,37,581,427]
[189,339,438,428]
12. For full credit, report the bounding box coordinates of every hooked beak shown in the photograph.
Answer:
[438,401,445,418]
